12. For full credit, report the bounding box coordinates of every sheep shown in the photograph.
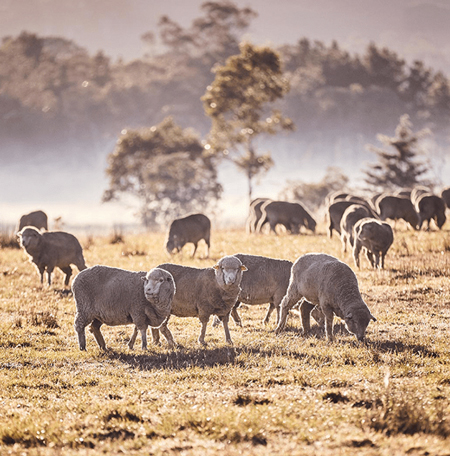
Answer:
[17,226,86,286]
[154,255,247,346]
[376,195,418,230]
[275,253,376,342]
[415,193,447,230]
[441,186,450,210]
[165,213,211,258]
[339,204,374,253]
[73,266,175,351]
[327,200,377,239]
[257,200,316,235]
[246,197,270,233]
[352,217,394,269]
[18,210,48,231]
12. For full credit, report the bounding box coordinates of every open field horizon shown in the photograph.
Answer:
[1,221,450,455]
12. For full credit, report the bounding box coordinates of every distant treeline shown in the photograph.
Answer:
[1,3,449,165]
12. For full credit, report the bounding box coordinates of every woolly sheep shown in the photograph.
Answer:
[213,253,324,327]
[154,255,247,346]
[339,204,374,253]
[18,210,48,231]
[415,193,447,230]
[257,200,316,235]
[17,226,86,286]
[275,253,376,342]
[73,266,175,350]
[166,213,211,258]
[376,195,419,230]
[352,217,394,269]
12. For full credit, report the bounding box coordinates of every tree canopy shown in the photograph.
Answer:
[103,117,222,227]
[202,41,293,201]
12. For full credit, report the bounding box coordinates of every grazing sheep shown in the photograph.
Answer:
[376,195,419,230]
[353,218,394,269]
[410,185,432,206]
[275,253,376,342]
[246,198,271,233]
[257,200,316,235]
[415,194,447,230]
[165,213,211,258]
[340,204,374,252]
[73,266,175,351]
[18,210,48,231]
[17,226,86,286]
[154,255,247,346]
[327,200,377,239]
[441,186,450,210]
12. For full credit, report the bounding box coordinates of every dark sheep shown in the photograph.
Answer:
[415,194,447,230]
[339,204,374,252]
[440,187,450,210]
[18,210,48,231]
[165,213,211,258]
[376,195,419,230]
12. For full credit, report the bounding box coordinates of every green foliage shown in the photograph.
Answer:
[103,117,222,227]
[363,114,433,192]
[203,41,293,200]
[279,166,349,210]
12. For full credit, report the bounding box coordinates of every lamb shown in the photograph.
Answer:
[17,226,86,286]
[275,253,376,342]
[153,255,247,346]
[165,213,211,258]
[376,194,419,230]
[415,193,447,230]
[18,210,48,231]
[73,266,175,351]
[339,204,374,252]
[352,217,394,269]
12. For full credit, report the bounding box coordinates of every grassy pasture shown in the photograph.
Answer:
[1,221,450,455]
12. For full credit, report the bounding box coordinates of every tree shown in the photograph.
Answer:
[202,42,294,202]
[362,114,432,192]
[103,117,222,227]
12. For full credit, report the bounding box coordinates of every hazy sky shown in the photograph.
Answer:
[1,0,450,228]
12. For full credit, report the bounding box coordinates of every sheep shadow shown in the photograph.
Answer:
[362,339,439,358]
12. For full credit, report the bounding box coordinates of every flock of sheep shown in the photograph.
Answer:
[14,184,450,351]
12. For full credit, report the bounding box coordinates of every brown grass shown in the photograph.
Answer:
[0,222,449,455]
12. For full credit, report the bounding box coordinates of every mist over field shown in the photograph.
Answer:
[1,0,450,229]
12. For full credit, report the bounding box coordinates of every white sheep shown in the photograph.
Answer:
[153,255,247,347]
[17,226,86,286]
[275,253,376,342]
[353,217,394,269]
[73,265,175,351]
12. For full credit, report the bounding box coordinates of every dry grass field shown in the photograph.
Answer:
[1,220,450,455]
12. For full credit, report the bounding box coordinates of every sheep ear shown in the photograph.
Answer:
[213,264,220,270]
[346,312,353,320]
[141,276,147,282]
[370,314,377,322]
[240,265,248,271]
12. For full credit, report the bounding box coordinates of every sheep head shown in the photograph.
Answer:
[344,308,376,342]
[213,255,247,289]
[17,226,42,253]
[142,268,175,316]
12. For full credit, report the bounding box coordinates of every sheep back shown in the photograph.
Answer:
[376,195,419,229]
[18,210,48,231]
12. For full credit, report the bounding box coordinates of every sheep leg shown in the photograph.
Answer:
[74,314,89,350]
[275,288,301,334]
[158,322,175,349]
[263,302,276,325]
[221,313,233,345]
[137,325,148,350]
[89,318,107,350]
[353,241,362,268]
[323,309,335,342]
[300,299,316,336]
[60,266,72,286]
[191,243,198,258]
[46,266,54,286]
[311,305,325,327]
[366,250,375,268]
[128,326,139,349]
[198,316,210,346]
[381,252,386,269]
[151,328,161,345]
[231,302,242,327]
[38,265,45,284]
